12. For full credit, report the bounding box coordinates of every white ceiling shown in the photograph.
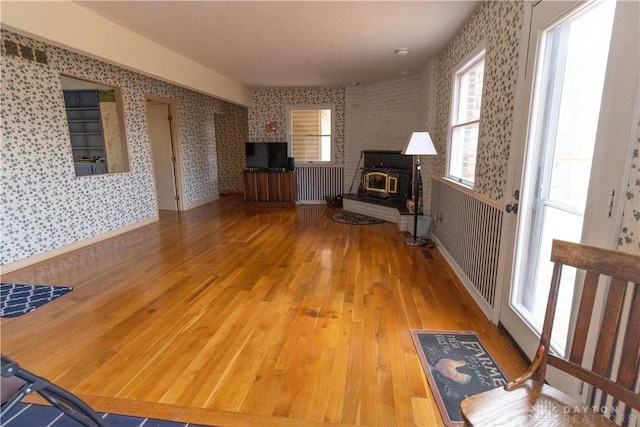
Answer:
[74,1,480,88]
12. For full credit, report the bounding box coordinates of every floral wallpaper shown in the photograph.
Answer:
[433,0,524,201]
[248,87,345,165]
[618,118,640,253]
[0,30,245,266]
[430,0,639,253]
[215,106,248,193]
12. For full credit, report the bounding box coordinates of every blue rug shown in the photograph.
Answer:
[1,402,213,426]
[0,283,73,318]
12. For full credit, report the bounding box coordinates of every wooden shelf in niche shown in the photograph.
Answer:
[63,89,108,176]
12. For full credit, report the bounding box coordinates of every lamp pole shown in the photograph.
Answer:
[407,155,424,246]
[402,132,436,247]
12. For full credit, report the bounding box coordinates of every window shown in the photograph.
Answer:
[448,49,485,186]
[287,106,334,163]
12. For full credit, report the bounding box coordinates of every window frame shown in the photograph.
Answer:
[446,46,486,188]
[286,104,335,165]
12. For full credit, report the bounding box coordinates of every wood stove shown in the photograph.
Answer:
[359,150,413,206]
[364,171,398,194]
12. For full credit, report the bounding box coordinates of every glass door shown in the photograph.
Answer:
[499,0,638,397]
[515,0,616,353]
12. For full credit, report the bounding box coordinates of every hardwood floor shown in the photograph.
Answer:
[1,194,527,426]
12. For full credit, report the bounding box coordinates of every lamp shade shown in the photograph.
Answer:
[402,132,437,156]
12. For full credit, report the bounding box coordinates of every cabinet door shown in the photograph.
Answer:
[74,163,93,176]
[92,163,108,174]
[244,170,257,201]
[256,172,270,202]
[282,171,297,203]
[268,171,282,202]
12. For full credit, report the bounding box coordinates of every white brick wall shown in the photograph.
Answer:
[344,76,422,197]
[343,69,439,214]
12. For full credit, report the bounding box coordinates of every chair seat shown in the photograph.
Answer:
[460,380,617,426]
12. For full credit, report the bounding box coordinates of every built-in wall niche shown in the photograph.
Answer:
[61,75,129,176]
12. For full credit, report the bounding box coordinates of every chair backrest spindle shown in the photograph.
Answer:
[546,240,640,413]
[569,270,600,365]
[593,279,626,376]
[616,286,640,391]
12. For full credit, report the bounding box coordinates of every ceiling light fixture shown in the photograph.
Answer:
[395,48,409,56]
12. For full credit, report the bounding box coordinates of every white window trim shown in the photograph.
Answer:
[286,104,336,165]
[446,45,486,188]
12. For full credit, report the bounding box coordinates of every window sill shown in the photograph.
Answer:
[443,176,474,191]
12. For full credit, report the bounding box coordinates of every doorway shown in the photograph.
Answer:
[146,98,182,211]
[499,0,638,397]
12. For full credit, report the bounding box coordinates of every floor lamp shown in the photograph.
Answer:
[402,132,437,247]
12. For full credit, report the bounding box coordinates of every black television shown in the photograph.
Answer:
[245,142,289,170]
[245,142,268,169]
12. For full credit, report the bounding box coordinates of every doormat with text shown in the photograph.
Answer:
[411,330,509,426]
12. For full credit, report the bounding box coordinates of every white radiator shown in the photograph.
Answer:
[296,166,344,204]
[433,180,504,314]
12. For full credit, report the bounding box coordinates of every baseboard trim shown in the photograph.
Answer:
[1,216,159,274]
[497,322,532,365]
[185,196,220,210]
[296,200,325,205]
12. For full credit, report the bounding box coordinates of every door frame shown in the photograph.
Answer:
[145,94,184,211]
[497,0,638,370]
[580,0,639,248]
[494,0,535,328]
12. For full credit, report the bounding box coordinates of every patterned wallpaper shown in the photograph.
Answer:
[618,118,640,252]
[0,30,245,265]
[433,1,524,201]
[215,107,248,193]
[248,87,345,165]
[430,1,639,251]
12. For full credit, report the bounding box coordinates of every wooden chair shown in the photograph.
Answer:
[460,239,640,426]
[1,355,107,426]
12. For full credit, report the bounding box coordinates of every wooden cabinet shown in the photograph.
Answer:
[244,170,297,207]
